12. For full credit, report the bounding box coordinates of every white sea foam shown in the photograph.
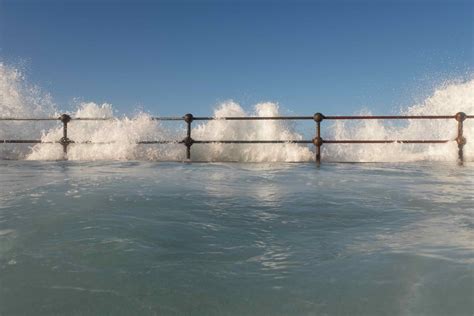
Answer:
[0,63,472,162]
[328,80,473,162]
[0,63,58,159]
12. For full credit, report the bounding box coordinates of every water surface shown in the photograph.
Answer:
[0,161,472,315]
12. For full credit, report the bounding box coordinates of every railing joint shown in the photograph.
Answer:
[313,112,325,122]
[455,112,467,122]
[182,136,194,148]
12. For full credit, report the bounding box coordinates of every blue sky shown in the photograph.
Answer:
[1,0,472,116]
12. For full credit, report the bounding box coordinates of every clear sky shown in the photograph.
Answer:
[1,0,473,116]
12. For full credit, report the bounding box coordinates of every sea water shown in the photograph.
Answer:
[1,64,474,315]
[0,161,473,315]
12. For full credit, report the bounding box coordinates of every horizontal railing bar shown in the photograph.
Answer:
[324,140,450,144]
[73,139,455,144]
[2,115,472,121]
[151,117,189,121]
[192,140,451,144]
[66,141,178,144]
[324,115,455,120]
[190,116,313,120]
[69,141,181,144]
[72,118,115,121]
[0,139,453,145]
[194,140,312,144]
[0,118,59,121]
[137,140,180,144]
[1,140,52,143]
[70,140,310,144]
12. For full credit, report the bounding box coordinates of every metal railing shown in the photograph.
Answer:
[0,112,472,164]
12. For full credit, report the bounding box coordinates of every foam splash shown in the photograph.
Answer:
[0,63,57,119]
[0,63,472,162]
[190,102,313,162]
[27,101,313,161]
[27,103,184,161]
[328,80,473,162]
[0,63,58,159]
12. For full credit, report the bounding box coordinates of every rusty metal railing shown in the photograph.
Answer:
[0,112,472,164]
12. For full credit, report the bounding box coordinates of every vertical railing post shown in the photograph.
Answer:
[183,113,194,161]
[312,113,325,164]
[59,114,71,160]
[455,112,466,164]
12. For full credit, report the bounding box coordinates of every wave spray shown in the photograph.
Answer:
[1,63,472,162]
